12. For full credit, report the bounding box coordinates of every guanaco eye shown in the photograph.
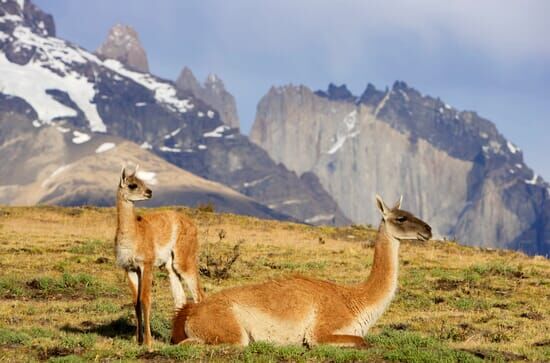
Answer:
[396,216,407,223]
[128,183,138,190]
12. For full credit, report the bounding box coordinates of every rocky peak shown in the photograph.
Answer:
[359,83,386,105]
[177,66,200,91]
[315,83,355,102]
[96,24,149,73]
[175,67,240,129]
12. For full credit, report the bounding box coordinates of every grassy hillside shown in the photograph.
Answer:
[0,206,548,362]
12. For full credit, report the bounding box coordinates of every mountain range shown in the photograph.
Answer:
[0,0,548,255]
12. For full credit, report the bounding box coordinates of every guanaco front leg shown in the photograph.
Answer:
[127,270,143,344]
[141,263,154,351]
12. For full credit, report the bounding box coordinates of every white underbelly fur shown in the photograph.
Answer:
[232,304,316,345]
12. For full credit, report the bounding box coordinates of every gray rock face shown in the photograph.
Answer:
[251,83,550,255]
[176,67,240,129]
[96,24,149,73]
[0,1,348,225]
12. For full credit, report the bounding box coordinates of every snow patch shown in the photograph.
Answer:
[207,110,215,118]
[56,125,70,133]
[398,90,409,102]
[281,199,304,206]
[327,110,359,154]
[525,174,539,185]
[305,214,335,224]
[480,132,488,139]
[95,142,115,153]
[507,141,520,154]
[159,146,181,153]
[243,175,271,188]
[140,141,152,150]
[164,128,181,139]
[489,140,501,153]
[204,125,229,138]
[197,111,204,118]
[197,144,207,150]
[136,170,158,185]
[32,120,41,128]
[72,131,90,144]
[374,91,390,117]
[135,102,147,107]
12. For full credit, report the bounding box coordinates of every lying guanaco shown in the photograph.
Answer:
[116,165,204,350]
[171,194,431,347]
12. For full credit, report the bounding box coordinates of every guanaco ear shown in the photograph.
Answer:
[134,164,140,175]
[393,195,403,210]
[119,166,127,187]
[376,194,390,219]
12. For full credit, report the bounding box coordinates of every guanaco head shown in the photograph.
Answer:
[118,165,153,202]
[376,194,432,241]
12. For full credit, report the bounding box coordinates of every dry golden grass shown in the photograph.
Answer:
[0,206,548,362]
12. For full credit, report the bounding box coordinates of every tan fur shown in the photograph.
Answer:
[116,166,204,350]
[172,195,431,348]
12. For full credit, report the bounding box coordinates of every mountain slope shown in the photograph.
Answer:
[0,0,349,225]
[251,83,550,255]
[0,94,287,219]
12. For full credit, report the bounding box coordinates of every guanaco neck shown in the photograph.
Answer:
[116,190,137,243]
[355,221,400,306]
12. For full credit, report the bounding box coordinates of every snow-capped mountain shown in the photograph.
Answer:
[251,82,550,255]
[0,0,348,224]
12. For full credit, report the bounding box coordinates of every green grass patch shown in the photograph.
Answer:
[367,329,485,362]
[68,239,104,255]
[0,328,31,345]
[24,272,120,299]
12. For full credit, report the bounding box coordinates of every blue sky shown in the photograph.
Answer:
[35,0,550,179]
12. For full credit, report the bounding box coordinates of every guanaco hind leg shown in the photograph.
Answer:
[165,255,187,309]
[172,301,245,345]
[172,248,204,303]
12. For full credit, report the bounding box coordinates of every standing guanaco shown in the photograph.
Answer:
[172,194,431,347]
[116,165,204,350]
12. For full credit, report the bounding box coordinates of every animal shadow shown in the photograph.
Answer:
[61,316,135,338]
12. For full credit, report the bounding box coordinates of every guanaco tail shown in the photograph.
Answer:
[115,165,204,350]
[171,194,431,347]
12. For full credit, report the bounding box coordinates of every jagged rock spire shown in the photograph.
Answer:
[97,24,149,73]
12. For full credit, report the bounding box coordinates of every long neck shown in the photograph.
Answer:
[356,221,400,305]
[116,191,136,240]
